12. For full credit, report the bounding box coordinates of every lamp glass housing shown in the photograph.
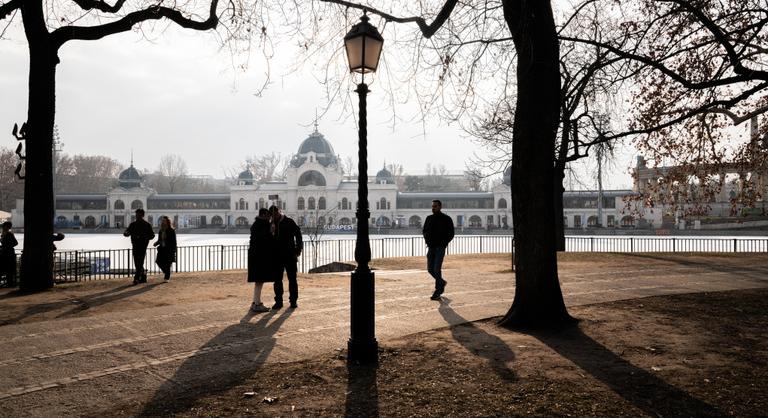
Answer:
[344,16,384,74]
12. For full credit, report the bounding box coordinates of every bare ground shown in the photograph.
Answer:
[1,253,766,417]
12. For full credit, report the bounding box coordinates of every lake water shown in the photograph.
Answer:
[14,233,417,251]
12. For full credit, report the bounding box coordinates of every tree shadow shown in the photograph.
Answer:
[138,308,293,417]
[438,297,517,382]
[625,253,768,279]
[54,283,164,318]
[531,325,724,417]
[344,361,379,418]
[0,283,155,325]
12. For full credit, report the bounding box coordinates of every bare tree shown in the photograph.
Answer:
[54,154,122,193]
[463,166,485,191]
[307,0,573,328]
[1,0,265,290]
[343,156,357,178]
[0,147,24,211]
[564,0,768,216]
[158,154,189,193]
[243,152,289,183]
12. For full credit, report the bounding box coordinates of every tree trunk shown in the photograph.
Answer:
[499,0,575,329]
[19,1,57,292]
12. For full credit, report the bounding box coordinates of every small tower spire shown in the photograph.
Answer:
[314,109,319,133]
[130,149,134,167]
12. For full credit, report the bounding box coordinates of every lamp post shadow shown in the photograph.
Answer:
[138,308,293,417]
[344,360,379,418]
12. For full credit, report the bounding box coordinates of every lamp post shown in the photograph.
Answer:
[344,12,384,364]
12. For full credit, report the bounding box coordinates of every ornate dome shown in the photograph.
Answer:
[237,169,254,185]
[502,166,511,186]
[298,131,335,155]
[376,165,394,184]
[290,128,339,168]
[118,165,142,188]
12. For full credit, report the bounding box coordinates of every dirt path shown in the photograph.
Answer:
[0,253,766,417]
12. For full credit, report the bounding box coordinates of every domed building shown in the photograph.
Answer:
[237,169,254,186]
[376,164,395,185]
[118,164,143,189]
[27,123,643,232]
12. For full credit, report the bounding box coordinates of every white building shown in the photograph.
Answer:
[13,128,643,231]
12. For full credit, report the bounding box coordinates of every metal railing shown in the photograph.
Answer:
[11,235,767,283]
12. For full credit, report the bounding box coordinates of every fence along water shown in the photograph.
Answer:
[29,235,768,283]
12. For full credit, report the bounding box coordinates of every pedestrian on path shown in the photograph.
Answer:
[0,221,18,288]
[153,216,177,282]
[423,199,454,300]
[124,208,155,285]
[247,208,279,313]
[269,205,303,310]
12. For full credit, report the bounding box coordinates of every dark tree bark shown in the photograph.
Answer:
[19,0,58,291]
[499,0,574,329]
[4,0,220,292]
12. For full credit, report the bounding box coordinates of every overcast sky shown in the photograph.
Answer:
[0,10,636,189]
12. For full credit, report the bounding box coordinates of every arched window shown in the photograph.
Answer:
[318,216,326,226]
[298,170,327,186]
[131,200,143,210]
[342,198,349,210]
[621,215,635,227]
[469,215,482,228]
[259,198,265,210]
[211,216,224,226]
[297,197,305,210]
[56,216,67,225]
[409,215,422,227]
[498,198,508,209]
[340,217,352,225]
[114,200,125,210]
[563,216,568,227]
[380,198,387,211]
[587,215,599,226]
[84,216,96,228]
[298,216,306,226]
[238,198,246,211]
[235,216,249,227]
[376,216,390,227]
[318,197,326,210]
[308,197,316,210]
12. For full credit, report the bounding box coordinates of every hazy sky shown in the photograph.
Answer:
[0,8,637,189]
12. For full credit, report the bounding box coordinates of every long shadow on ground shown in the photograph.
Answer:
[0,283,159,325]
[625,253,768,281]
[438,297,516,382]
[139,308,293,417]
[531,325,723,417]
[344,361,379,418]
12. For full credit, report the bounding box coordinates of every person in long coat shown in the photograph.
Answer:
[153,216,177,282]
[248,208,279,313]
[0,222,18,287]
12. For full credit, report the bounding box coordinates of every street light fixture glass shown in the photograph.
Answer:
[344,14,384,74]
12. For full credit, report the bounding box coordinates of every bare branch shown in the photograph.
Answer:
[0,0,21,21]
[51,0,219,46]
[318,0,459,38]
[70,0,127,13]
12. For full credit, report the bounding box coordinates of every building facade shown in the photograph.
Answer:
[13,129,644,231]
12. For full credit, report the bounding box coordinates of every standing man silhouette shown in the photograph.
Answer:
[423,199,454,300]
[269,205,303,310]
[124,208,155,284]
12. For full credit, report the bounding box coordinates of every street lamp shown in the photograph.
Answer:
[344,12,383,364]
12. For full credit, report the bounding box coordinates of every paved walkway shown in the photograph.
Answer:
[1,255,767,416]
